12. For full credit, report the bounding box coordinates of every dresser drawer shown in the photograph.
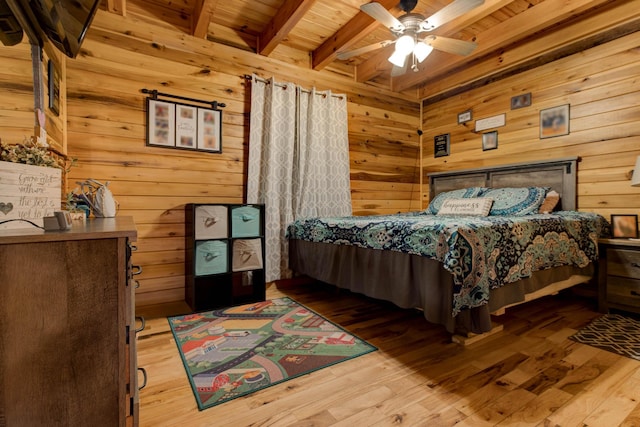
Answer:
[606,277,640,308]
[606,248,640,280]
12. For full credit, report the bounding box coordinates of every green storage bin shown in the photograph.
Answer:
[231,205,261,237]
[194,240,228,276]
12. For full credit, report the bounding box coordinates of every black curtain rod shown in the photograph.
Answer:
[243,74,344,100]
[141,88,226,110]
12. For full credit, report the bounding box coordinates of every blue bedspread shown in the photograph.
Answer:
[286,212,608,315]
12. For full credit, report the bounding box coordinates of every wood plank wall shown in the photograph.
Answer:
[59,10,419,306]
[421,31,640,224]
[0,43,65,152]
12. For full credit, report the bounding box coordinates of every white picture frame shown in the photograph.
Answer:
[197,108,222,153]
[147,99,175,147]
[176,104,198,149]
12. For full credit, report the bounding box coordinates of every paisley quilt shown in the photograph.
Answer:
[286,212,608,315]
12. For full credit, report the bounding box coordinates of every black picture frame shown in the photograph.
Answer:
[510,93,531,110]
[482,131,498,151]
[434,134,450,158]
[145,96,223,153]
[611,214,639,239]
[47,60,60,116]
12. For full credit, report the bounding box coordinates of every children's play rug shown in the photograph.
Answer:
[569,313,640,361]
[168,297,377,410]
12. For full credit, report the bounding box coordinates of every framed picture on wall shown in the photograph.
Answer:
[197,108,222,153]
[175,104,198,149]
[510,93,531,110]
[434,134,450,157]
[482,131,498,151]
[47,60,61,116]
[457,109,472,124]
[540,104,570,139]
[146,99,176,147]
[611,214,639,239]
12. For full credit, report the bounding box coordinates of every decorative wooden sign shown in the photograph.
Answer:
[0,162,62,229]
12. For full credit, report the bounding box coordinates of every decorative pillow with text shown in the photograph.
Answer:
[437,198,494,216]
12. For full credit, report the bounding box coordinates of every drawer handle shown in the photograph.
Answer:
[134,280,141,289]
[138,367,148,390]
[135,316,146,333]
[632,262,640,269]
[128,243,138,252]
[131,265,143,275]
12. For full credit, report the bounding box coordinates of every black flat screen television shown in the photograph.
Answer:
[1,0,100,58]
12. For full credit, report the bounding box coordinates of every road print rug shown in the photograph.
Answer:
[569,313,640,361]
[168,297,377,410]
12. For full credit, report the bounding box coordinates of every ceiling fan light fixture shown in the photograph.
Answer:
[395,34,415,56]
[388,50,407,67]
[414,42,433,62]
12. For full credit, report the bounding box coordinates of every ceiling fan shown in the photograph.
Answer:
[337,0,484,76]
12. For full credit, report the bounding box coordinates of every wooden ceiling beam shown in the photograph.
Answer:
[258,0,317,57]
[355,0,513,83]
[392,0,612,92]
[311,0,399,71]
[419,0,640,102]
[192,0,220,39]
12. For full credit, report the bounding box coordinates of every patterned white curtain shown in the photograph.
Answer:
[247,75,352,282]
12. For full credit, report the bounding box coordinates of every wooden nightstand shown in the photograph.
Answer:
[598,238,640,314]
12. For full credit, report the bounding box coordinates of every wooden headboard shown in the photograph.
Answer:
[428,157,578,211]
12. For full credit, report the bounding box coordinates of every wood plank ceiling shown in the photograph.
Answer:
[106,0,640,99]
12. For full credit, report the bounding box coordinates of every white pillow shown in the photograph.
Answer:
[437,198,494,216]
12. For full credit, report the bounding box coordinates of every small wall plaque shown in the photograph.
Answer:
[475,114,506,132]
[434,134,450,158]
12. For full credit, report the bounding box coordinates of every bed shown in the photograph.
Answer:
[286,157,608,338]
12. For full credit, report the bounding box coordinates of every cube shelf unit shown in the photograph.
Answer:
[185,203,266,311]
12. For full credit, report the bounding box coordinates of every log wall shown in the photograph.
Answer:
[62,10,420,306]
[421,32,640,224]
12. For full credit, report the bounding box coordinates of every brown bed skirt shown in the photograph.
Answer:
[288,239,594,334]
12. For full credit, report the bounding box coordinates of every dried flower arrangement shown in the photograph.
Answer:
[0,136,67,169]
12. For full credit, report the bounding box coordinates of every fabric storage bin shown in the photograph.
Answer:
[231,205,261,238]
[232,239,263,272]
[195,205,228,239]
[195,240,228,276]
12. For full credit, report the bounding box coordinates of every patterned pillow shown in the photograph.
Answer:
[427,187,487,215]
[480,187,549,216]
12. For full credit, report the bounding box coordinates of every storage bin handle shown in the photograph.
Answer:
[204,217,219,227]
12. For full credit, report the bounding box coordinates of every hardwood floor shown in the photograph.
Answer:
[136,282,640,426]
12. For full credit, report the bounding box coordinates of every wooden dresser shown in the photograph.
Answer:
[0,217,139,426]
[598,238,640,314]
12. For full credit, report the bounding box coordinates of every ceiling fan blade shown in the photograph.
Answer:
[420,0,485,31]
[425,35,477,56]
[336,40,395,60]
[361,2,404,32]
